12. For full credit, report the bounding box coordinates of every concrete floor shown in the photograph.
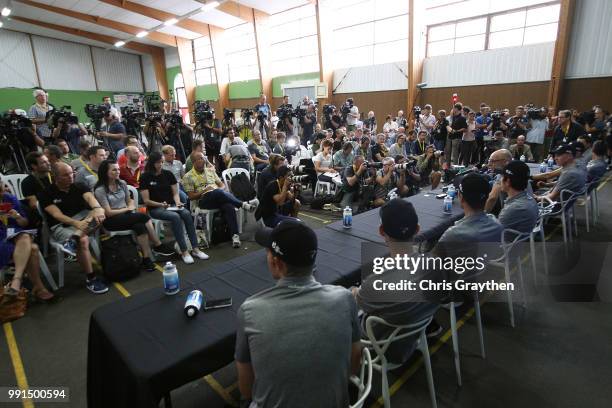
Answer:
[1,176,611,408]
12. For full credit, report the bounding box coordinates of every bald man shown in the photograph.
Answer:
[485,149,513,214]
[38,162,108,294]
[119,146,145,188]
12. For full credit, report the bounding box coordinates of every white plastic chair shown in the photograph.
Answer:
[315,179,336,197]
[190,203,243,245]
[362,316,437,408]
[2,174,29,200]
[582,180,599,232]
[541,188,584,245]
[349,347,373,408]
[221,168,250,192]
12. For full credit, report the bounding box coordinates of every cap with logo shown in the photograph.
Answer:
[503,160,530,183]
[255,220,318,267]
[552,143,575,156]
[379,199,419,241]
[458,172,491,201]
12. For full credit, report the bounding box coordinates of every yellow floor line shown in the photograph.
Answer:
[299,211,332,224]
[3,323,34,408]
[113,282,131,297]
[203,375,238,407]
[596,175,610,191]
[225,381,238,393]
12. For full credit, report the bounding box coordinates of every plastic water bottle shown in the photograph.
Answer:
[343,206,352,229]
[163,261,180,295]
[447,184,456,200]
[184,290,203,317]
[443,195,453,213]
[520,154,526,162]
[547,156,554,169]
[540,161,547,173]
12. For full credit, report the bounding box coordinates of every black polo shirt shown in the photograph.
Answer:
[22,174,52,199]
[38,183,91,228]
[139,170,176,207]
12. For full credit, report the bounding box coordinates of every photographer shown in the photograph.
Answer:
[51,115,87,152]
[526,108,548,162]
[506,106,528,142]
[257,154,286,199]
[374,157,409,207]
[431,109,449,153]
[340,155,375,211]
[28,89,53,141]
[201,110,223,164]
[256,165,301,228]
[301,104,316,146]
[98,112,126,156]
[396,155,422,195]
[416,145,442,189]
[389,133,408,158]
[474,106,492,164]
[418,104,436,136]
[395,110,408,129]
[254,94,272,138]
[363,111,377,134]
[102,96,121,121]
[371,133,390,162]
[445,103,466,165]
[248,130,271,172]
[344,98,359,131]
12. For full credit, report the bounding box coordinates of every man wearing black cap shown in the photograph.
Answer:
[437,173,503,243]
[355,199,442,364]
[236,221,362,407]
[255,165,301,227]
[535,144,586,202]
[498,161,539,234]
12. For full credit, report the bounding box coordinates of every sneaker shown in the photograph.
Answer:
[232,234,241,248]
[242,199,258,212]
[61,238,78,257]
[142,258,157,272]
[65,254,77,263]
[181,253,194,264]
[426,320,444,338]
[248,198,260,207]
[153,243,175,257]
[86,277,109,294]
[191,248,210,260]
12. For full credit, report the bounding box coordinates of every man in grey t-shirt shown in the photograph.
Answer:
[536,144,586,202]
[236,221,361,408]
[498,161,539,234]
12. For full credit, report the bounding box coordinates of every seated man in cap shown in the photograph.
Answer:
[535,144,587,202]
[255,166,301,228]
[498,161,539,234]
[236,220,362,407]
[354,199,443,364]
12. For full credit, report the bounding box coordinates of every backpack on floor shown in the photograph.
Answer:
[101,235,141,282]
[230,173,256,202]
[210,213,232,245]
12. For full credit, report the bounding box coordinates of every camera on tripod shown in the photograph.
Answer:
[242,108,254,122]
[84,104,109,131]
[413,106,422,118]
[223,108,233,122]
[165,111,184,127]
[49,106,79,129]
[193,101,214,125]
[277,105,294,121]
[527,107,545,120]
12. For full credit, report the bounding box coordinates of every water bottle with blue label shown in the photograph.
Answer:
[547,156,554,169]
[343,206,352,229]
[443,195,453,213]
[447,185,456,200]
[163,261,179,295]
[540,161,547,173]
[184,290,203,317]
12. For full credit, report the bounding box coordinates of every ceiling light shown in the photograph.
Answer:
[164,18,178,26]
[136,31,148,38]
[1,7,11,17]
[114,40,126,47]
[200,1,220,12]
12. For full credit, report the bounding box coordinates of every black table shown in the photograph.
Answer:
[326,191,464,243]
[87,228,366,408]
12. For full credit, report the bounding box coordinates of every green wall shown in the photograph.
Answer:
[272,72,320,97]
[0,88,139,122]
[195,84,219,101]
[229,79,262,99]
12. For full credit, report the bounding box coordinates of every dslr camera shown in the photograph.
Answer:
[364,161,383,169]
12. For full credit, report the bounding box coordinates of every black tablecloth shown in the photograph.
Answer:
[527,162,559,175]
[326,191,464,243]
[87,228,365,408]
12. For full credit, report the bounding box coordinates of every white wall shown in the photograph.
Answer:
[333,61,408,93]
[565,0,612,79]
[422,42,555,88]
[0,30,39,88]
[164,47,180,68]
[0,31,148,92]
[141,54,159,92]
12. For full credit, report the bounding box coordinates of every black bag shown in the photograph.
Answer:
[101,235,141,282]
[230,173,256,202]
[210,213,232,245]
[310,194,335,210]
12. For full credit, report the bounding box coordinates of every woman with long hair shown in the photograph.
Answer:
[140,152,208,264]
[94,160,175,272]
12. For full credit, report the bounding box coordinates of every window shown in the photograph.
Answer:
[193,37,216,86]
[329,0,409,69]
[222,23,259,82]
[268,4,319,77]
[426,2,560,56]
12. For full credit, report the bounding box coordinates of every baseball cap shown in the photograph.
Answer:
[570,141,585,154]
[552,143,575,156]
[379,199,419,241]
[503,160,530,183]
[255,220,318,267]
[458,173,491,202]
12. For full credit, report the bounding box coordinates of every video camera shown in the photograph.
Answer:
[193,100,214,125]
[277,105,294,121]
[165,110,184,127]
[84,104,109,131]
[48,106,79,129]
[223,108,234,122]
[527,107,545,120]
[242,108,254,122]
[0,112,33,139]
[143,93,164,113]
[145,112,164,124]
[413,106,422,118]
[323,104,336,116]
